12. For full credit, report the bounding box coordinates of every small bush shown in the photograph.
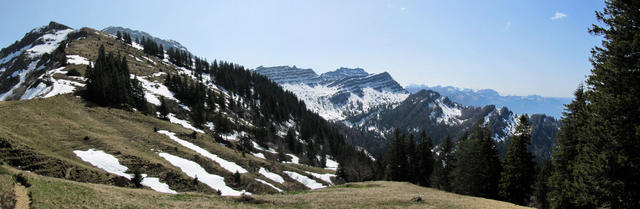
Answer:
[83,136,89,141]
[131,169,144,188]
[66,68,81,76]
[233,171,241,184]
[13,174,30,187]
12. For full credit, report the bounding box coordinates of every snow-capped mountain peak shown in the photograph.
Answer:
[0,22,76,101]
[256,66,408,120]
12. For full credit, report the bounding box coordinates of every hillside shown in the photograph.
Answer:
[0,21,379,198]
[0,165,529,209]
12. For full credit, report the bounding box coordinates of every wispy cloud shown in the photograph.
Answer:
[551,11,567,20]
[505,21,511,30]
[400,7,406,11]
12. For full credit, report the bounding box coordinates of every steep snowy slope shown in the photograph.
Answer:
[256,66,408,120]
[0,22,77,100]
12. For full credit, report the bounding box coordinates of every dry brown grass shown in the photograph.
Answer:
[0,166,531,209]
[257,181,532,209]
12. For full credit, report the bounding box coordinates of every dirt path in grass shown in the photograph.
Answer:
[14,183,30,209]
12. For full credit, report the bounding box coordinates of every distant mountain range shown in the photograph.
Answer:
[255,66,408,121]
[406,84,572,118]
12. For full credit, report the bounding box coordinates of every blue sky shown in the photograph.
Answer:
[0,0,605,97]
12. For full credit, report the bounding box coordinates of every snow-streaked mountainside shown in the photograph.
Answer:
[102,26,189,52]
[406,84,572,118]
[255,66,408,120]
[0,22,77,100]
[344,89,560,161]
[0,22,353,196]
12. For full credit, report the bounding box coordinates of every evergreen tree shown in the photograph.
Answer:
[416,130,434,187]
[387,129,409,181]
[123,33,132,44]
[451,120,502,199]
[550,1,640,207]
[131,169,144,188]
[431,134,454,191]
[533,160,552,209]
[285,128,299,154]
[84,45,147,111]
[116,31,122,40]
[406,134,417,183]
[158,96,169,119]
[548,85,586,208]
[499,115,536,205]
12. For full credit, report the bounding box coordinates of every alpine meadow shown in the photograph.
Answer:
[0,0,638,208]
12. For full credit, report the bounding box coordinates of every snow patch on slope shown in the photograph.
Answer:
[166,114,204,133]
[255,179,283,192]
[259,167,285,184]
[135,76,178,106]
[434,98,464,125]
[74,149,176,194]
[283,171,325,189]
[26,29,73,58]
[305,171,336,185]
[325,155,339,171]
[158,130,246,173]
[158,152,246,196]
[66,55,92,65]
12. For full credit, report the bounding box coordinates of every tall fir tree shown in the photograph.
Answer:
[548,85,586,208]
[406,134,417,183]
[416,130,434,187]
[533,160,552,209]
[387,128,409,182]
[451,120,502,199]
[431,134,454,191]
[550,0,640,207]
[499,115,536,205]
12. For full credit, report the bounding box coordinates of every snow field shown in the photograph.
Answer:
[73,149,176,194]
[324,155,339,171]
[283,171,325,189]
[158,152,247,196]
[258,167,285,184]
[305,171,336,185]
[157,130,247,173]
[255,179,283,192]
[66,55,92,65]
[166,114,204,133]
